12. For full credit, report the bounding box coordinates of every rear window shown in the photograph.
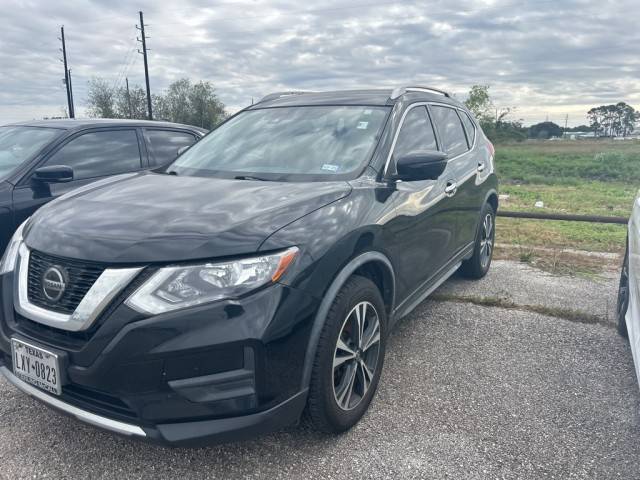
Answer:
[145,129,197,167]
[460,112,476,147]
[430,106,469,157]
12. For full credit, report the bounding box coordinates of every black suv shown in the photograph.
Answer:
[0,87,497,446]
[0,119,206,253]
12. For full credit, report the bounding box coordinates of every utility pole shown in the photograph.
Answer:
[137,11,153,120]
[563,114,569,138]
[125,77,133,119]
[59,26,75,118]
[68,69,75,118]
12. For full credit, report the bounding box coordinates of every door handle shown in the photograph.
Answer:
[477,162,486,173]
[444,181,457,197]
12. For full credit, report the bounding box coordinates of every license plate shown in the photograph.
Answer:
[11,338,61,396]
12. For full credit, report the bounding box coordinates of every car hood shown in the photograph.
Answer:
[24,172,351,263]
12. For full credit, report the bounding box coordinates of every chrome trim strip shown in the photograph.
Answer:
[14,243,143,332]
[382,102,477,177]
[0,366,146,437]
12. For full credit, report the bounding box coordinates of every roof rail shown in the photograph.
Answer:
[257,91,312,104]
[390,86,450,100]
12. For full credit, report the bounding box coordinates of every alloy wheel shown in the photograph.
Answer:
[480,213,494,268]
[332,301,381,411]
[618,259,629,319]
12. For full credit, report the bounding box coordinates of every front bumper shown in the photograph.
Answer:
[0,270,319,446]
[0,365,308,446]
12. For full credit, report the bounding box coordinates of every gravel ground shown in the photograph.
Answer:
[0,260,638,479]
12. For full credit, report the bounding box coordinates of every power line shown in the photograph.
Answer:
[112,46,137,91]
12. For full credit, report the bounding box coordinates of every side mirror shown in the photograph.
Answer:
[32,165,74,184]
[393,151,448,181]
[177,145,190,157]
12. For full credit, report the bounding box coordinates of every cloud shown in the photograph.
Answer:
[0,0,639,126]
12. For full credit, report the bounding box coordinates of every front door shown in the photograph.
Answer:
[12,128,144,228]
[385,105,459,303]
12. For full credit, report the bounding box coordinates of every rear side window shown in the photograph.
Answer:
[430,106,469,157]
[43,130,142,180]
[145,129,197,167]
[393,106,438,160]
[460,112,476,147]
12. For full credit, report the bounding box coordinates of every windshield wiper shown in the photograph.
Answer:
[234,175,271,181]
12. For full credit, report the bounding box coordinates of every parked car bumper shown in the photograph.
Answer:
[627,194,640,385]
[0,271,319,446]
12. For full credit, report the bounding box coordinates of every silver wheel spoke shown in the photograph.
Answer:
[334,338,356,369]
[359,360,374,393]
[362,324,380,352]
[485,214,493,237]
[337,363,357,409]
[354,302,366,348]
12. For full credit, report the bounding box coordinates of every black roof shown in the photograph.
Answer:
[5,118,207,134]
[249,89,465,109]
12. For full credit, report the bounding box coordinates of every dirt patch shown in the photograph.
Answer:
[494,243,622,277]
[431,292,612,328]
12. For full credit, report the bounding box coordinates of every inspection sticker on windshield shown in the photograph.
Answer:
[357,121,369,129]
[322,164,339,172]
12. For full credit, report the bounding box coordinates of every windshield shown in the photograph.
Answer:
[0,126,61,181]
[169,106,390,181]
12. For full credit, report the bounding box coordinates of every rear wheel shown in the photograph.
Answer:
[617,244,630,339]
[460,202,495,279]
[307,276,386,433]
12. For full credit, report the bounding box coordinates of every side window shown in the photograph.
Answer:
[394,106,438,161]
[145,129,198,167]
[43,130,142,180]
[430,106,469,157]
[460,112,476,147]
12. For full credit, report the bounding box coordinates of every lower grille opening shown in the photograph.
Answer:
[13,313,92,350]
[62,384,137,420]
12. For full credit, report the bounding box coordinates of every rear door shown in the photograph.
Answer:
[143,128,199,168]
[12,128,144,227]
[429,104,478,253]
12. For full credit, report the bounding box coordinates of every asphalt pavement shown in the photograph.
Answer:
[1,260,638,479]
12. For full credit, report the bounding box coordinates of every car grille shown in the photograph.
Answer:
[27,250,106,314]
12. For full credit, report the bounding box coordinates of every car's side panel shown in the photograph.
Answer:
[627,193,640,388]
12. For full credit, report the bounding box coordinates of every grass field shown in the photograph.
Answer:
[495,139,639,256]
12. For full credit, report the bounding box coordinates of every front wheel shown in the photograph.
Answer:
[460,202,495,279]
[617,244,630,339]
[306,275,386,433]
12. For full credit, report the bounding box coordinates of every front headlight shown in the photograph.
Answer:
[125,247,298,315]
[0,219,28,275]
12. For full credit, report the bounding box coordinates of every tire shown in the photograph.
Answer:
[617,243,630,339]
[307,275,386,433]
[460,202,496,279]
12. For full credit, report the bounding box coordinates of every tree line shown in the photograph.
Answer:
[85,79,637,141]
[464,85,638,142]
[86,78,227,130]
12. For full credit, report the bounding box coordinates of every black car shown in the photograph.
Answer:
[0,87,498,446]
[0,119,206,253]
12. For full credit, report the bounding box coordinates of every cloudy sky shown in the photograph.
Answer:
[1,0,639,126]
